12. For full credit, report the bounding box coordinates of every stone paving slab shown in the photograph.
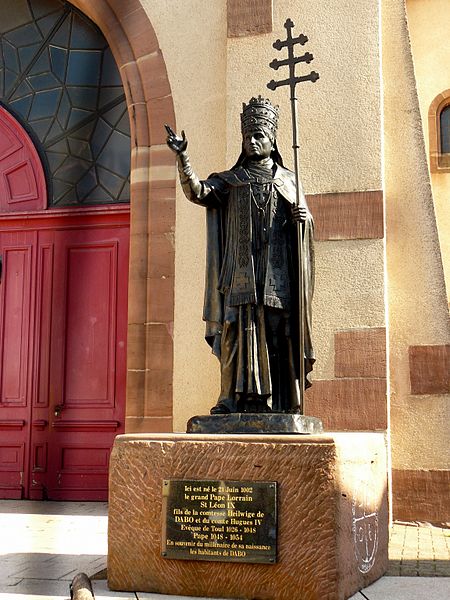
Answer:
[93,580,137,599]
[4,553,104,581]
[348,576,450,600]
[0,578,69,600]
[93,581,233,599]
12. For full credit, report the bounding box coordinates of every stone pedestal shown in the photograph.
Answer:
[108,432,388,600]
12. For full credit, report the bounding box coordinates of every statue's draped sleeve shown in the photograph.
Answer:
[175,155,229,357]
[176,151,228,207]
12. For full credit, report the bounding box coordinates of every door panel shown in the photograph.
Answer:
[1,245,33,404]
[63,243,118,405]
[44,226,128,500]
[28,240,53,499]
[0,233,35,498]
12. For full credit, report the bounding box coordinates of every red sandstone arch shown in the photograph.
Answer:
[69,0,175,432]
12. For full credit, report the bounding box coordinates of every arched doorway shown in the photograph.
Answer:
[0,0,130,500]
[69,0,177,434]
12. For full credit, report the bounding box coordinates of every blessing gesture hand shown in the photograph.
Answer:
[165,124,188,154]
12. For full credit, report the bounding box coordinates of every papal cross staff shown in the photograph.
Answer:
[267,18,319,414]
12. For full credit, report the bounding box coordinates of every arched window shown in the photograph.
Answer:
[429,91,450,171]
[0,0,130,206]
[439,105,450,154]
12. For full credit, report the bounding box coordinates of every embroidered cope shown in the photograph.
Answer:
[181,158,315,412]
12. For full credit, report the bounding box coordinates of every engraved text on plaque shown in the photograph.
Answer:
[161,479,277,564]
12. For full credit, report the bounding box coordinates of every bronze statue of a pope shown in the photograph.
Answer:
[166,96,315,415]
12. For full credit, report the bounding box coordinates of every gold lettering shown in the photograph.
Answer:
[190,494,208,501]
[164,480,275,562]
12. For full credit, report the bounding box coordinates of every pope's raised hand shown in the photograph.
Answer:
[165,124,188,154]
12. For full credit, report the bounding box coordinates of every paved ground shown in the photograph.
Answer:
[386,521,450,577]
[0,501,107,599]
[348,521,450,600]
[0,500,448,600]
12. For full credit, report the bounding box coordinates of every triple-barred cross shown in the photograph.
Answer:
[267,18,319,97]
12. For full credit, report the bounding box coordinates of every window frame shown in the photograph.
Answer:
[429,90,450,172]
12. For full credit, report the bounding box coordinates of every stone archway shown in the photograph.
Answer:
[70,0,176,432]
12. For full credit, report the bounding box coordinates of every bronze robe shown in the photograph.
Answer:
[182,162,315,412]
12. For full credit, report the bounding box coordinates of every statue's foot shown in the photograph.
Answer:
[210,404,231,415]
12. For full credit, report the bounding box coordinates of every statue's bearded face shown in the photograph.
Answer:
[243,128,274,160]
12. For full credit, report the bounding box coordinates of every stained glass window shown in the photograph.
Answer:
[0,0,130,206]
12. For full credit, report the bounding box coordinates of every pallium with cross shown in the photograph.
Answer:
[267,18,319,413]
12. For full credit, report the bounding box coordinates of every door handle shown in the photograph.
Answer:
[54,404,63,417]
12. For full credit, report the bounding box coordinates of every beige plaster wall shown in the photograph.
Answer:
[225,0,383,194]
[140,0,228,425]
[313,240,385,379]
[406,0,450,304]
[382,0,450,470]
[142,0,386,431]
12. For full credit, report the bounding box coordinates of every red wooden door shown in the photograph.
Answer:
[0,211,129,500]
[0,107,129,501]
[35,216,129,500]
